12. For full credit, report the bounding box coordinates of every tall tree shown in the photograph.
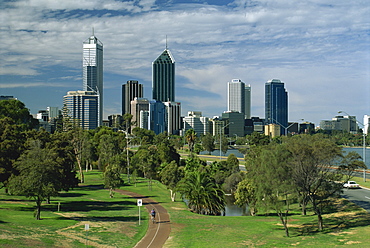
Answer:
[201,133,215,155]
[185,129,197,153]
[159,161,184,201]
[0,99,38,130]
[8,140,77,220]
[104,159,124,198]
[0,117,26,189]
[285,134,343,231]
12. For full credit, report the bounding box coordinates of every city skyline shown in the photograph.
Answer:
[0,0,369,127]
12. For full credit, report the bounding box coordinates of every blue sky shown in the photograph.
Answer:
[0,0,369,127]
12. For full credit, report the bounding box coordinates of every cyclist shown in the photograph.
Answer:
[150,209,156,223]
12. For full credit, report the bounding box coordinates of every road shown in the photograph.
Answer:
[341,187,370,212]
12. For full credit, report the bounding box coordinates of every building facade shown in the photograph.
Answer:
[320,115,358,133]
[164,101,181,135]
[122,80,143,115]
[148,100,166,134]
[245,84,251,119]
[183,111,210,136]
[228,79,245,116]
[130,98,149,129]
[83,33,103,126]
[63,91,99,130]
[265,79,288,134]
[152,49,175,102]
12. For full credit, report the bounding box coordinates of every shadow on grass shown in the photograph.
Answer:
[58,192,87,198]
[60,200,135,212]
[54,216,140,222]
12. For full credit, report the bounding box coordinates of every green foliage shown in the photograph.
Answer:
[8,140,78,220]
[178,170,225,215]
[104,163,124,198]
[0,99,39,130]
[159,161,184,201]
[185,129,197,153]
[246,131,270,146]
[201,133,215,154]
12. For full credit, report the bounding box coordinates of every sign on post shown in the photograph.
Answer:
[137,199,142,225]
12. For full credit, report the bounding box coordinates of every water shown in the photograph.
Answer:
[200,147,370,168]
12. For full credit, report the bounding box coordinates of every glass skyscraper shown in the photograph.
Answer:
[83,34,103,126]
[265,79,288,134]
[228,79,246,115]
[152,49,175,102]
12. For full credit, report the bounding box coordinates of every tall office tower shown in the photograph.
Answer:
[63,91,99,130]
[130,98,149,128]
[148,100,166,134]
[245,84,251,119]
[152,48,175,102]
[122,80,143,115]
[83,33,103,126]
[228,79,246,117]
[265,79,288,134]
[164,101,181,135]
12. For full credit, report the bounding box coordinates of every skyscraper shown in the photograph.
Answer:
[245,84,251,119]
[122,80,143,115]
[63,90,99,130]
[83,33,103,126]
[265,79,288,134]
[228,79,245,116]
[152,48,175,102]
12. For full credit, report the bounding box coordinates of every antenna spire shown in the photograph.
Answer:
[165,35,168,50]
[92,27,95,36]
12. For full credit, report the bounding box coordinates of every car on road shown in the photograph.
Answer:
[343,181,360,189]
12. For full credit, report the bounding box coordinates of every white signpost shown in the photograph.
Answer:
[85,224,89,246]
[137,199,142,225]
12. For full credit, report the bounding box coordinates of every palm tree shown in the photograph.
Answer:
[178,170,225,215]
[185,129,197,153]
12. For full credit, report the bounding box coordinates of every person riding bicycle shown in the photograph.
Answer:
[150,209,156,222]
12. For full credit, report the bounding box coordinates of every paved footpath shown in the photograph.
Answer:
[115,189,171,248]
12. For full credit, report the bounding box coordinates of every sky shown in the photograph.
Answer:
[0,0,369,127]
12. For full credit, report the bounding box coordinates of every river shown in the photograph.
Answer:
[200,147,370,168]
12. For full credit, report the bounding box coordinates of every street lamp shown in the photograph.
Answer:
[269,118,304,136]
[338,111,367,182]
[220,122,233,161]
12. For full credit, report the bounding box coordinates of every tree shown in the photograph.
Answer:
[243,144,293,236]
[0,117,26,190]
[338,151,366,182]
[104,159,124,198]
[185,129,197,153]
[0,99,39,130]
[220,134,229,155]
[246,132,270,146]
[201,133,215,154]
[159,161,184,201]
[234,178,257,216]
[8,140,77,220]
[285,134,343,231]
[178,170,225,215]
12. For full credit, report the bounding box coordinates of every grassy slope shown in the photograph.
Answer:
[1,171,370,247]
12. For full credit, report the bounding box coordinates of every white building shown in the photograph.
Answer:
[164,101,182,135]
[228,79,250,118]
[183,111,210,136]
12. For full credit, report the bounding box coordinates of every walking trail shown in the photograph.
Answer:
[115,189,171,248]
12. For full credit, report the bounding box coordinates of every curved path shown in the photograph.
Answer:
[115,189,171,248]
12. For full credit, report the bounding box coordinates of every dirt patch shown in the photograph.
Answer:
[345,241,361,244]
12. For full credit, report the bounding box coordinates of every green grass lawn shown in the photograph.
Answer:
[0,171,147,247]
[1,170,370,247]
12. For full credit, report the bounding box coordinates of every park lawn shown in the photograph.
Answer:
[1,170,370,247]
[0,171,147,248]
[124,177,370,248]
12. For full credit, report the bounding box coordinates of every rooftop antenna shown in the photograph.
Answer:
[92,27,95,36]
[165,35,168,50]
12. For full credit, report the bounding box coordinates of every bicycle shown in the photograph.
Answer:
[151,215,155,224]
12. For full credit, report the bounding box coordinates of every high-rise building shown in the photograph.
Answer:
[148,100,166,134]
[265,79,288,134]
[130,98,149,128]
[83,33,103,126]
[152,49,175,102]
[164,101,181,135]
[228,79,245,116]
[122,80,143,115]
[245,84,251,119]
[63,91,99,130]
